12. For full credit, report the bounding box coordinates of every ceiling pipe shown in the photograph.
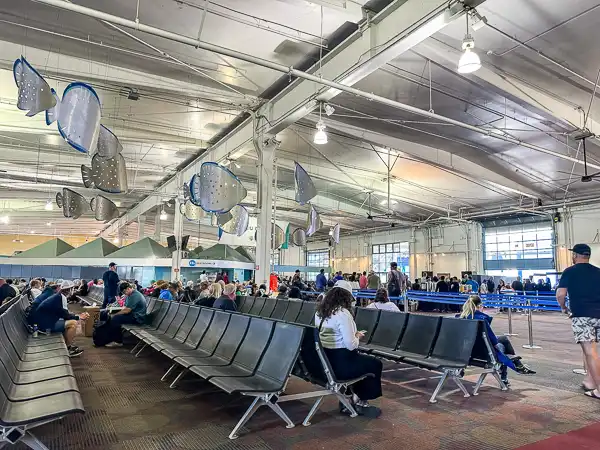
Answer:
[28,0,599,170]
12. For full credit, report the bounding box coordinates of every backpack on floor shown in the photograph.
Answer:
[92,320,113,347]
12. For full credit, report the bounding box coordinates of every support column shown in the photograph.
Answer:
[117,228,124,246]
[171,199,183,281]
[254,137,278,287]
[154,210,161,242]
[137,215,145,240]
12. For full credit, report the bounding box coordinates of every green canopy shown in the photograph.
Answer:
[187,245,204,259]
[59,238,120,258]
[193,244,252,263]
[235,246,255,262]
[13,238,74,258]
[106,237,172,259]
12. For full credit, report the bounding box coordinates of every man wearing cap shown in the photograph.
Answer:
[100,282,147,348]
[102,262,120,308]
[32,280,89,357]
[557,243,600,400]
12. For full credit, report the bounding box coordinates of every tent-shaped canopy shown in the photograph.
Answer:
[193,244,252,262]
[106,237,171,259]
[235,246,255,262]
[13,238,74,258]
[59,238,120,258]
[187,245,204,259]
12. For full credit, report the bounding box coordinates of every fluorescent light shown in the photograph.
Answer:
[46,222,52,226]
[44,200,53,211]
[113,237,119,244]
[234,162,241,169]
[0,216,9,224]
[159,209,168,220]
[12,239,23,243]
[114,201,122,207]
[30,230,35,234]
[314,120,327,145]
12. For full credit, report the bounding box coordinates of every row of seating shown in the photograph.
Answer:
[0,296,84,449]
[236,296,317,325]
[78,285,103,306]
[122,298,369,440]
[353,307,507,402]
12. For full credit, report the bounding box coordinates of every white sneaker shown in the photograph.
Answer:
[105,342,124,348]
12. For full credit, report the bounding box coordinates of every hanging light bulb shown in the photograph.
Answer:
[159,208,168,221]
[45,199,53,211]
[113,237,119,244]
[314,119,328,145]
[457,13,481,74]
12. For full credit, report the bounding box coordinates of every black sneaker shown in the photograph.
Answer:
[68,347,84,357]
[355,403,382,418]
[501,378,511,387]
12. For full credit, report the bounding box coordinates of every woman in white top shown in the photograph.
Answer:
[366,289,400,312]
[314,287,383,417]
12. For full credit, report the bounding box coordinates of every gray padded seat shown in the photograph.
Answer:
[354,308,380,344]
[190,317,274,380]
[248,297,266,316]
[125,300,170,335]
[177,314,250,368]
[160,309,214,359]
[281,300,302,323]
[150,306,201,351]
[294,301,317,325]
[135,303,181,341]
[144,304,190,345]
[239,297,255,314]
[167,311,230,360]
[259,297,277,318]
[0,322,70,369]
[270,300,289,320]
[209,322,304,394]
[361,311,407,354]
[375,315,441,361]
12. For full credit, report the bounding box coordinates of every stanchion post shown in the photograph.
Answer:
[505,296,518,336]
[522,298,542,349]
[403,291,409,312]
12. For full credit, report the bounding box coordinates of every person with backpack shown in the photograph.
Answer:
[387,262,402,300]
[97,282,147,348]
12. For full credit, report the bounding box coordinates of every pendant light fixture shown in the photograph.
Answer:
[159,208,168,221]
[314,104,328,145]
[44,199,53,210]
[457,12,481,74]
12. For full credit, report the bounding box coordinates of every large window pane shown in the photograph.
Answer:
[393,243,400,252]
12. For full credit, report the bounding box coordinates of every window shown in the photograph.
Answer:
[270,250,280,267]
[306,249,330,282]
[372,242,409,283]
[484,222,554,270]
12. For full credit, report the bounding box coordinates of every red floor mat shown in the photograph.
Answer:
[516,422,600,450]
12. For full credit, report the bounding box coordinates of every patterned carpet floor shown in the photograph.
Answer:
[16,311,600,450]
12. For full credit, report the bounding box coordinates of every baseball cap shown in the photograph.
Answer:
[569,243,591,256]
[109,262,117,268]
[334,280,354,295]
[59,280,75,290]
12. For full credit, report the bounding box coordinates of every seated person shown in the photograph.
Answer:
[367,288,400,312]
[181,281,197,303]
[159,282,178,301]
[69,279,88,303]
[100,282,147,348]
[288,286,302,299]
[254,284,268,298]
[27,282,59,325]
[28,279,43,300]
[458,295,535,385]
[277,285,288,299]
[213,283,237,311]
[196,282,220,307]
[197,281,211,300]
[315,287,383,417]
[31,280,89,357]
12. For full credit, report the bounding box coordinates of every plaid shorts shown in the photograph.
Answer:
[571,317,600,343]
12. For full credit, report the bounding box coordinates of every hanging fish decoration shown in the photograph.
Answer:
[331,223,340,244]
[57,82,102,154]
[96,125,123,159]
[219,205,249,236]
[81,153,128,193]
[45,88,60,125]
[291,228,307,246]
[179,199,205,224]
[273,224,286,249]
[306,203,323,237]
[90,195,119,222]
[13,56,56,117]
[190,162,247,213]
[294,161,317,205]
[56,188,88,219]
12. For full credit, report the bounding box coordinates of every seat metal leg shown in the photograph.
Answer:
[169,369,188,389]
[20,432,49,450]
[472,372,488,396]
[337,393,358,418]
[429,370,449,404]
[161,364,178,382]
[130,341,141,354]
[491,370,508,391]
[229,396,263,440]
[452,375,470,398]
[266,400,295,429]
[135,343,147,357]
[302,396,324,426]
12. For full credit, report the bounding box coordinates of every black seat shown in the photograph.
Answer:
[295,301,316,325]
[125,300,170,335]
[237,296,248,312]
[362,311,407,354]
[375,314,440,361]
[259,297,277,318]
[248,297,266,316]
[239,297,255,314]
[171,311,231,360]
[147,305,192,349]
[150,306,201,351]
[0,319,69,367]
[160,309,215,359]
[270,300,289,320]
[191,317,274,380]
[354,308,380,343]
[136,302,181,339]
[281,300,302,322]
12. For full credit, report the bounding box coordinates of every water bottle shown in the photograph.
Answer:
[33,324,38,338]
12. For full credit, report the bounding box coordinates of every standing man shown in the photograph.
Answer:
[359,271,368,290]
[102,262,120,308]
[367,270,380,289]
[387,262,402,299]
[333,271,344,282]
[557,244,600,400]
[315,269,327,292]
[511,276,524,293]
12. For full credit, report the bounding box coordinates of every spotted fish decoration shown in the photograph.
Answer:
[179,199,205,224]
[190,162,247,213]
[273,224,286,249]
[45,88,60,125]
[13,56,56,117]
[57,82,102,154]
[81,153,128,194]
[291,228,307,246]
[306,203,322,237]
[56,188,88,219]
[96,125,123,159]
[90,195,119,222]
[294,161,317,205]
[219,205,249,236]
[331,223,340,244]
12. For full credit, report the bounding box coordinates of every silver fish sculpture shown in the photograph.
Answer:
[294,161,317,205]
[331,223,340,244]
[306,203,323,237]
[179,199,205,224]
[291,228,307,246]
[96,125,123,159]
[81,153,128,194]
[90,195,119,222]
[57,82,101,154]
[56,188,88,219]
[45,88,60,125]
[190,162,247,213]
[219,205,249,236]
[13,56,56,117]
